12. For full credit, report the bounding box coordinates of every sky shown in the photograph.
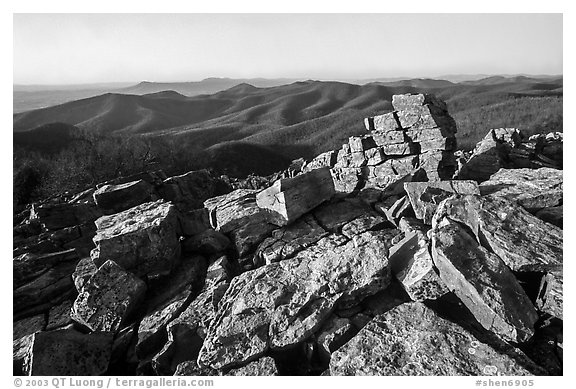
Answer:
[13,13,563,85]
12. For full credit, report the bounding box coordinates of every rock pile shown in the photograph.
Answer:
[13,93,563,377]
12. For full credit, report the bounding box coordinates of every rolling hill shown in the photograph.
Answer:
[14,77,563,174]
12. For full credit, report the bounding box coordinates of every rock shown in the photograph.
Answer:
[72,257,98,291]
[340,212,387,238]
[204,189,276,257]
[30,202,100,231]
[93,179,156,214]
[536,271,563,320]
[46,300,74,330]
[173,361,218,376]
[304,150,338,172]
[372,129,406,145]
[14,249,80,319]
[349,136,377,153]
[198,230,397,370]
[91,200,181,278]
[136,255,207,359]
[375,195,413,226]
[183,229,230,255]
[329,167,361,194]
[479,168,562,211]
[365,156,420,190]
[435,195,562,273]
[418,150,457,180]
[152,259,232,375]
[330,302,542,375]
[14,315,45,340]
[457,129,521,182]
[535,206,563,228]
[24,328,114,376]
[364,112,401,132]
[389,231,448,301]
[71,260,147,333]
[431,216,538,343]
[404,180,479,224]
[392,93,447,112]
[255,215,327,265]
[158,169,222,211]
[395,105,456,132]
[256,167,335,226]
[316,317,355,361]
[225,356,279,376]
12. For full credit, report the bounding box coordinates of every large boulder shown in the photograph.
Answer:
[23,328,114,376]
[198,230,399,370]
[479,168,563,212]
[93,179,157,214]
[536,271,563,320]
[71,260,147,333]
[29,202,101,231]
[434,195,562,272]
[431,216,538,343]
[91,200,181,278]
[256,167,336,226]
[329,302,542,375]
[158,169,225,211]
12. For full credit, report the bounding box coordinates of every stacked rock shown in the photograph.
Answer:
[303,93,458,193]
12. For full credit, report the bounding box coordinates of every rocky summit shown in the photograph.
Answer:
[13,93,563,376]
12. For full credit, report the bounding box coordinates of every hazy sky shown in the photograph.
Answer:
[13,13,563,85]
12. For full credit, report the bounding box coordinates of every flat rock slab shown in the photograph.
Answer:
[431,217,538,343]
[24,328,113,376]
[93,179,156,215]
[256,167,335,226]
[91,200,180,278]
[329,302,541,376]
[434,195,562,272]
[404,180,479,224]
[479,168,563,211]
[198,230,398,370]
[71,260,147,333]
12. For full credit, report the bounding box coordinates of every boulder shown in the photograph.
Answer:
[71,260,147,333]
[431,217,538,343]
[375,195,413,226]
[204,189,276,257]
[256,167,335,226]
[198,230,398,370]
[303,150,338,172]
[24,328,114,376]
[364,112,401,132]
[330,302,542,375]
[389,231,448,301]
[13,334,33,375]
[93,179,156,214]
[434,195,562,272]
[329,167,362,194]
[91,200,181,278]
[479,168,563,211]
[404,180,479,224]
[395,105,456,133]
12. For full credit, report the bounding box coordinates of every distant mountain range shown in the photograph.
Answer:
[13,75,562,113]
